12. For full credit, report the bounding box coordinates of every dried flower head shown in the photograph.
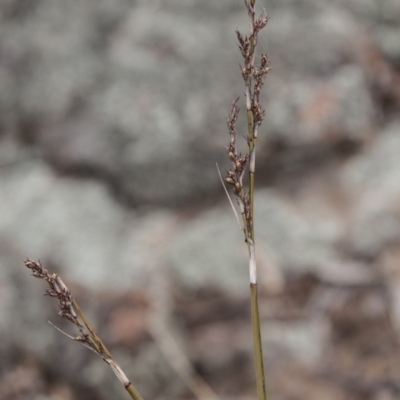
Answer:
[225,2,270,243]
[24,259,139,397]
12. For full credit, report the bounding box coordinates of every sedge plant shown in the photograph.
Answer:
[224,1,270,400]
[24,0,270,399]
[24,259,144,400]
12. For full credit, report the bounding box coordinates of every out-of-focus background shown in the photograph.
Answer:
[1,0,400,399]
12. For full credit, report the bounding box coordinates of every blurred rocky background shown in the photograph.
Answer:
[1,0,400,399]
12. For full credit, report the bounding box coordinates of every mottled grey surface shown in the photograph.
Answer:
[1,0,400,399]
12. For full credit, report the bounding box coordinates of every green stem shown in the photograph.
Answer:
[126,383,145,400]
[73,299,145,400]
[73,299,111,356]
[251,283,267,400]
[246,18,265,400]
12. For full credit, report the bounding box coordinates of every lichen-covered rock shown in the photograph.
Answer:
[342,122,400,257]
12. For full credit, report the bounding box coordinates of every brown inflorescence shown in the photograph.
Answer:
[25,259,105,356]
[225,1,270,240]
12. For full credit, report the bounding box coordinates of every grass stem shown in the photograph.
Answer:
[251,283,267,400]
[24,259,145,400]
[224,1,270,398]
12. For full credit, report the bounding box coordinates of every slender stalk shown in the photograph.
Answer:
[246,3,264,398]
[251,283,267,400]
[73,300,144,400]
[108,358,144,400]
[72,298,113,358]
[224,1,270,399]
[249,239,266,400]
[126,384,145,400]
[24,259,144,400]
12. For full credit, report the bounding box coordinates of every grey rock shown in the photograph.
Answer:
[262,317,330,366]
[376,26,400,63]
[0,160,150,290]
[0,0,242,206]
[0,158,193,297]
[332,0,400,62]
[255,189,343,272]
[170,189,343,291]
[0,0,384,208]
[266,65,375,145]
[341,122,400,257]
[170,204,248,292]
[264,5,376,145]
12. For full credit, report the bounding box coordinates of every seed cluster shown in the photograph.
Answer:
[25,259,110,358]
[225,1,270,239]
[25,259,135,391]
[26,260,76,322]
